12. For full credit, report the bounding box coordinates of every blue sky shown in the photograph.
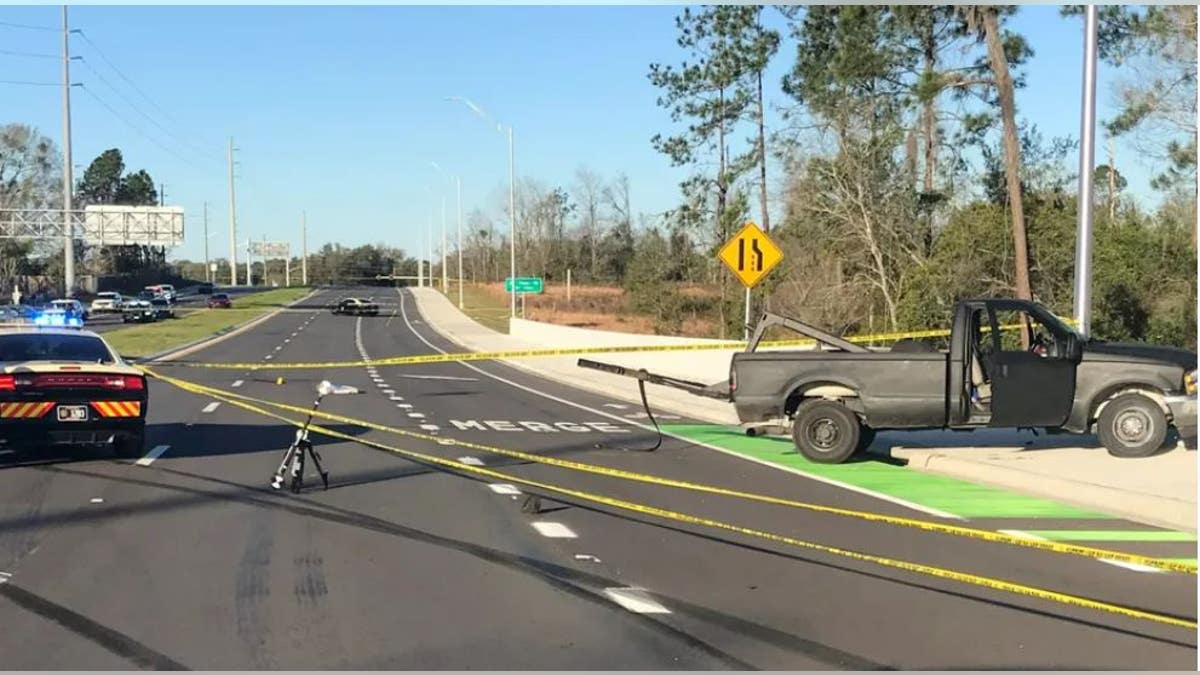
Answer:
[1,5,1161,263]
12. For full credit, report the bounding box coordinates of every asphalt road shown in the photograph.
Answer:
[86,287,276,334]
[0,286,1194,669]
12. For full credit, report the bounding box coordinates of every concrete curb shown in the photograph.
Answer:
[407,290,739,425]
[137,288,319,363]
[873,446,1197,533]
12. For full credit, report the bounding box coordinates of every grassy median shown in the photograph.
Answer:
[442,281,512,334]
[104,287,312,358]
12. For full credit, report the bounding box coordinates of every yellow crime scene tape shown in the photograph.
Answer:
[144,368,1196,575]
[144,368,1195,630]
[148,321,1038,371]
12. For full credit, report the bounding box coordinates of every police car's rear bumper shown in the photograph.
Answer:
[0,418,143,448]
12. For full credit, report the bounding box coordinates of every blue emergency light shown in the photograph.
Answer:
[32,311,83,328]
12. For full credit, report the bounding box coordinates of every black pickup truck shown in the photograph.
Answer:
[729,299,1196,463]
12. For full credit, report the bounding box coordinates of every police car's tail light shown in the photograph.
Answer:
[0,375,14,391]
[31,374,145,390]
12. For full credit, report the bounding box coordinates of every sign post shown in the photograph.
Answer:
[717,222,783,340]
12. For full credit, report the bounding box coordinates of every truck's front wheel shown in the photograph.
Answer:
[792,399,861,464]
[1097,393,1169,458]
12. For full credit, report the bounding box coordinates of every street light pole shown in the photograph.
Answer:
[441,194,447,292]
[508,126,516,319]
[1073,4,1099,337]
[301,211,308,286]
[61,5,75,297]
[456,175,464,308]
[203,201,209,283]
[227,137,238,286]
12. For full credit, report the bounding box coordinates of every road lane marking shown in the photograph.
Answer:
[393,289,962,520]
[531,522,576,538]
[398,374,478,382]
[1100,559,1164,573]
[459,456,484,465]
[265,355,274,360]
[397,403,412,409]
[603,403,629,409]
[274,346,282,351]
[135,445,171,466]
[420,424,440,431]
[389,395,404,401]
[90,497,104,504]
[1018,530,1196,542]
[604,588,671,614]
[488,483,521,495]
[202,402,221,413]
[408,412,425,419]
[232,380,244,388]
[575,554,602,563]
[382,389,395,395]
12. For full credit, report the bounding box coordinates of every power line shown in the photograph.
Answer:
[0,48,56,59]
[75,31,221,159]
[0,20,56,32]
[0,79,58,86]
[77,56,218,167]
[78,84,204,170]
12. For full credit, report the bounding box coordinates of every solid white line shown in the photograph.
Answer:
[396,289,964,521]
[399,374,478,382]
[202,402,221,413]
[604,588,671,614]
[488,483,521,495]
[231,380,244,388]
[998,529,1045,540]
[135,444,171,467]
[603,403,630,409]
[531,522,576,538]
[1099,559,1164,573]
[459,456,484,465]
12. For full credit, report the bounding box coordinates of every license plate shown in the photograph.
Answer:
[57,405,88,422]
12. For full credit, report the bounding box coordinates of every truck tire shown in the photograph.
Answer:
[791,399,861,464]
[1097,393,1168,458]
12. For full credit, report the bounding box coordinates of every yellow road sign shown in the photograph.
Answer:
[718,221,783,288]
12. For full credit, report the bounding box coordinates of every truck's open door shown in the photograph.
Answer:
[984,301,1076,428]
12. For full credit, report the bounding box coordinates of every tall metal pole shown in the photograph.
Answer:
[285,244,291,287]
[61,6,75,297]
[456,175,464,308]
[440,195,448,292]
[202,202,210,283]
[301,211,308,286]
[508,126,516,318]
[1073,4,1099,337]
[227,138,238,286]
[426,203,433,290]
[245,239,252,287]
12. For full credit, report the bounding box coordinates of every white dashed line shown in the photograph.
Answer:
[419,424,440,431]
[531,522,576,538]
[604,588,671,614]
[488,483,521,495]
[135,444,171,466]
[90,497,104,504]
[382,389,395,395]
[231,380,244,388]
[389,395,404,401]
[437,439,455,446]
[265,355,274,360]
[574,554,602,563]
[274,345,282,351]
[459,456,483,465]
[603,403,630,410]
[202,402,221,413]
[397,403,412,409]
[407,412,425,419]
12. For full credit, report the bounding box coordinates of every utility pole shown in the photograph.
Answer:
[159,183,165,206]
[456,175,464,308]
[441,194,448,292]
[61,5,75,297]
[245,238,252,287]
[202,201,210,283]
[301,210,308,286]
[427,202,433,290]
[227,138,239,286]
[1073,4,1098,337]
[508,126,516,318]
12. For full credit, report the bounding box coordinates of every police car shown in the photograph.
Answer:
[331,297,379,316]
[0,313,147,458]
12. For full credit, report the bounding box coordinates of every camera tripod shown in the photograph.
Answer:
[270,393,330,493]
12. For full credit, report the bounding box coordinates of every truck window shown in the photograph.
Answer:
[991,308,1059,356]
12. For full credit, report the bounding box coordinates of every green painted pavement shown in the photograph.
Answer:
[1022,530,1197,542]
[663,424,1108,520]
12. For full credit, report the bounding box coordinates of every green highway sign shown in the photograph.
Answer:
[505,276,544,294]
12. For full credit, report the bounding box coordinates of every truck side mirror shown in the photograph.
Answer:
[1065,333,1083,362]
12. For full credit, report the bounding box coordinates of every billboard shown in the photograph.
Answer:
[250,241,290,258]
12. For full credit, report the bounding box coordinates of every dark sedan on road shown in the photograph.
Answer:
[207,293,232,309]
[332,297,379,316]
[150,298,174,320]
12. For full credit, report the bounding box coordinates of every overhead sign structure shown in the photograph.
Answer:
[250,241,290,258]
[718,221,783,289]
[0,206,184,245]
[505,276,544,294]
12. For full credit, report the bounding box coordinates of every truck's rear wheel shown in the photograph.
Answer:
[792,399,860,464]
[1097,393,1168,458]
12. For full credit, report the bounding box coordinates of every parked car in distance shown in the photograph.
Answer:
[143,284,177,303]
[207,293,232,309]
[90,292,124,314]
[49,299,89,321]
[149,298,174,320]
[122,300,156,323]
[332,297,379,316]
